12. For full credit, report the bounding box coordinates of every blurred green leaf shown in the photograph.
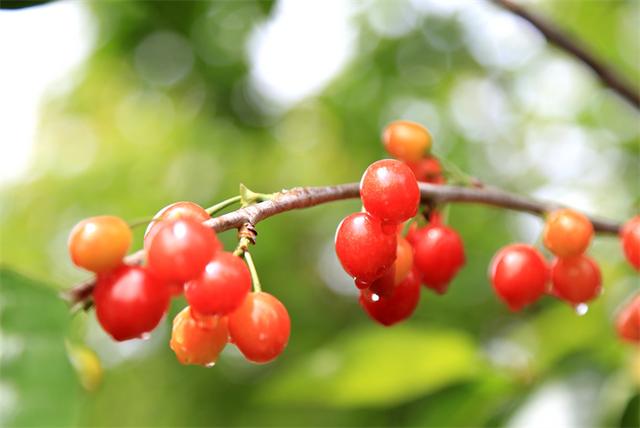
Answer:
[0,268,79,426]
[258,325,480,408]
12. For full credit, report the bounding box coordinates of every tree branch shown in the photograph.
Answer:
[60,182,622,308]
[494,0,640,109]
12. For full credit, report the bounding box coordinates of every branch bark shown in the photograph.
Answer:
[61,182,622,307]
[494,0,640,109]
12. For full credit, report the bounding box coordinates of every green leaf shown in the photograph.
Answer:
[0,268,79,426]
[257,325,480,408]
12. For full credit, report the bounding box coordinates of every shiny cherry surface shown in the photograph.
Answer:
[228,292,290,364]
[185,252,251,316]
[621,216,640,271]
[490,244,548,311]
[382,120,432,163]
[68,216,132,274]
[170,306,229,366]
[335,212,397,284]
[360,159,420,225]
[412,224,465,294]
[93,265,170,341]
[368,235,414,297]
[543,209,593,257]
[144,201,212,249]
[360,268,421,326]
[550,255,601,305]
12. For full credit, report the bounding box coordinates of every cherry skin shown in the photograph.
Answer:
[335,212,397,284]
[412,224,465,294]
[490,244,549,311]
[170,306,229,366]
[360,268,421,326]
[550,255,601,306]
[68,216,132,274]
[93,265,170,341]
[185,252,251,316]
[382,120,432,163]
[228,292,290,364]
[146,218,220,283]
[144,201,212,250]
[359,159,420,225]
[621,216,640,271]
[616,294,640,343]
[543,209,593,257]
[368,235,414,297]
[407,156,445,184]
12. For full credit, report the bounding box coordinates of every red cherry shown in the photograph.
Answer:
[543,209,593,257]
[412,224,465,294]
[93,265,170,341]
[360,159,420,225]
[185,252,251,316]
[228,292,290,364]
[146,218,220,283]
[382,120,432,163]
[335,212,397,284]
[407,156,445,184]
[621,216,640,271]
[368,235,414,297]
[490,244,548,311]
[360,268,421,326]
[170,306,229,366]
[615,294,640,343]
[550,255,602,305]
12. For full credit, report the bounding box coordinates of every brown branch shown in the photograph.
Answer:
[60,182,622,308]
[494,0,640,109]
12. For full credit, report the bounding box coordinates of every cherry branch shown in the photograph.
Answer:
[494,0,640,109]
[61,182,622,308]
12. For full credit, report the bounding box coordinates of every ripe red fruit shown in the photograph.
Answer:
[68,216,132,274]
[368,235,414,297]
[185,252,251,316]
[490,244,548,311]
[412,224,465,294]
[543,209,593,257]
[335,212,397,284]
[407,156,445,184]
[93,265,170,341]
[621,216,640,271]
[382,120,432,163]
[360,268,421,326]
[228,292,290,364]
[146,218,220,283]
[360,159,420,225]
[170,306,229,367]
[144,201,212,249]
[550,255,602,305]
[615,295,640,343]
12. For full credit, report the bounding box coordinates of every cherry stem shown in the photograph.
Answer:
[205,195,242,215]
[243,250,262,293]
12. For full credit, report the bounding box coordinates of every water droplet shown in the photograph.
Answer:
[371,293,380,302]
[575,303,589,316]
[138,332,151,341]
[205,362,216,368]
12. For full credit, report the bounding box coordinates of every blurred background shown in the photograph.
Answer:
[0,0,639,426]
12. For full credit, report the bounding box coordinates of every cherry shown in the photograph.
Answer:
[146,218,220,283]
[412,224,465,294]
[185,252,251,316]
[170,306,229,367]
[68,216,132,274]
[490,244,548,311]
[550,255,601,305]
[93,265,170,341]
[228,292,290,364]
[144,201,212,249]
[335,212,397,284]
[368,235,413,297]
[360,159,420,225]
[360,268,421,326]
[615,294,640,343]
[382,120,432,163]
[621,216,640,271]
[543,209,593,257]
[407,156,445,184]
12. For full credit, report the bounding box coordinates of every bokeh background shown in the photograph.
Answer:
[1,0,639,427]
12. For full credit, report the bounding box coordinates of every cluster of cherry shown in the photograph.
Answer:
[68,203,290,367]
[334,121,640,343]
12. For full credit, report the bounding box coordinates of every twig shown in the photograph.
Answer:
[494,0,639,108]
[60,182,622,307]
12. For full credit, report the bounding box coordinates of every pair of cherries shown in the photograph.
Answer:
[68,201,290,366]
